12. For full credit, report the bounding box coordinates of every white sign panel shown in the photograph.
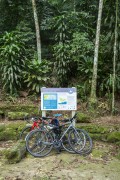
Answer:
[41,88,77,110]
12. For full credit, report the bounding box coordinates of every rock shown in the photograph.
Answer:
[4,140,27,164]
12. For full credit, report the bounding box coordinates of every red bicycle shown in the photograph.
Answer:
[19,116,51,140]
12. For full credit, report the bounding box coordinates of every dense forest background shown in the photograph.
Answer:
[0,0,120,113]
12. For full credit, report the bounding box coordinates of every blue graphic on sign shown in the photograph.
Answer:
[43,94,57,109]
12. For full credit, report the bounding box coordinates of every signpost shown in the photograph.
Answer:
[41,87,77,123]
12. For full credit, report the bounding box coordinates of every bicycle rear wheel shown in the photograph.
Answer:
[19,125,32,140]
[26,129,53,157]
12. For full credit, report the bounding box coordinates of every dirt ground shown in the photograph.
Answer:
[0,140,120,179]
[0,116,120,180]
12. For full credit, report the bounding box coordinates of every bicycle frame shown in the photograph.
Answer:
[49,118,86,146]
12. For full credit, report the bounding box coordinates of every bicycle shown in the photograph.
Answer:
[19,114,63,140]
[25,113,89,157]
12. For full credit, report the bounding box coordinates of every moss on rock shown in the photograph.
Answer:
[107,132,120,143]
[0,105,41,117]
[90,133,102,141]
[7,112,29,120]
[77,124,110,134]
[0,124,5,131]
[76,113,91,123]
[0,122,26,141]
[4,140,26,163]
[0,129,17,141]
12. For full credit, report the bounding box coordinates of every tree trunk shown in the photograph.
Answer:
[31,0,41,63]
[112,0,118,114]
[90,0,103,103]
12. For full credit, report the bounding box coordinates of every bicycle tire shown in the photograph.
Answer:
[68,128,86,154]
[19,125,32,140]
[69,128,92,155]
[61,130,75,153]
[26,129,53,157]
[77,129,93,155]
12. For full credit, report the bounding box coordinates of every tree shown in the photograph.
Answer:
[112,0,118,114]
[90,0,104,104]
[31,0,41,63]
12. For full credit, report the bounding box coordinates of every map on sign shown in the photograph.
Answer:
[41,88,77,110]
[43,94,57,109]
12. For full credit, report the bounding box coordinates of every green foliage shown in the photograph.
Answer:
[77,81,91,101]
[0,31,26,94]
[70,32,94,84]
[0,0,32,32]
[0,0,120,100]
[15,21,35,59]
[23,59,51,93]
[51,11,94,86]
[52,14,71,86]
[70,32,94,61]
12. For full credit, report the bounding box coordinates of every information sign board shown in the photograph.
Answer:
[41,87,77,110]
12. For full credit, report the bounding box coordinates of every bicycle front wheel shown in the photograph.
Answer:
[61,129,75,153]
[76,129,93,155]
[69,128,92,155]
[26,129,53,157]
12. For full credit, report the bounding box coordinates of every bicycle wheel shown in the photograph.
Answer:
[77,129,93,155]
[69,128,92,155]
[68,128,86,153]
[19,125,32,140]
[61,129,75,153]
[26,129,53,157]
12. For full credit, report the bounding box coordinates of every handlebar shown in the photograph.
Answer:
[60,113,77,123]
[24,113,77,124]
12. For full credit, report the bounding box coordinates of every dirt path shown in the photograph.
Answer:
[0,141,120,180]
[0,116,120,180]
